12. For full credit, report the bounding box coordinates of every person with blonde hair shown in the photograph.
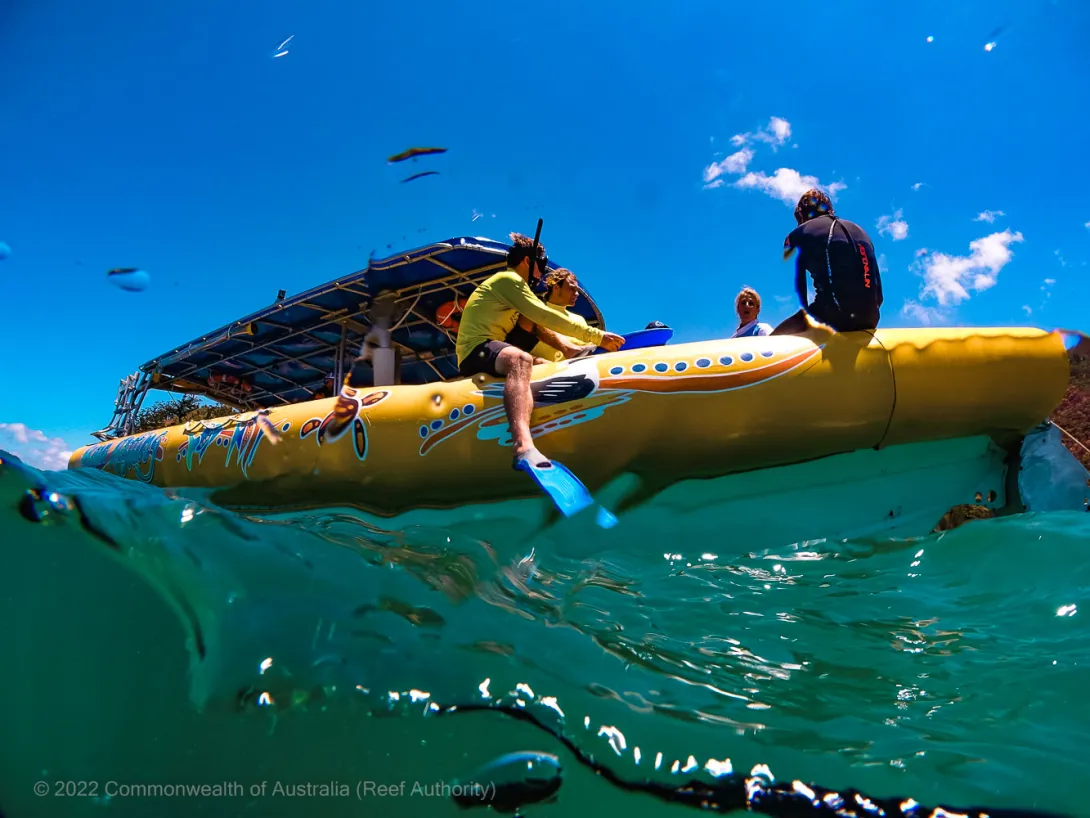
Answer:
[731,286,773,338]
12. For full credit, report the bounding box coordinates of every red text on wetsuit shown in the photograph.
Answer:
[859,246,871,289]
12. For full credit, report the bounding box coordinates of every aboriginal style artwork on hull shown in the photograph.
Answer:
[78,412,290,482]
[78,430,169,482]
[176,411,291,478]
[417,340,824,455]
[299,388,391,462]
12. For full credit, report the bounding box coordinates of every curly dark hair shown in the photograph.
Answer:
[544,267,577,294]
[794,188,835,225]
[506,232,547,269]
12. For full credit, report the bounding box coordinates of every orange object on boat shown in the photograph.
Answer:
[207,373,239,387]
[436,297,468,329]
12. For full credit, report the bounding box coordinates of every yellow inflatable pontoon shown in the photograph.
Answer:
[67,237,1082,535]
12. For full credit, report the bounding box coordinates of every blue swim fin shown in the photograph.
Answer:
[513,452,595,517]
[1057,328,1089,354]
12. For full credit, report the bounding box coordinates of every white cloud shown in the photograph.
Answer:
[911,229,1025,307]
[703,116,846,204]
[704,118,784,186]
[1084,221,1090,230]
[1054,249,1068,268]
[911,182,927,191]
[877,253,888,270]
[901,300,951,326]
[877,209,909,241]
[973,209,1005,223]
[1024,277,1058,319]
[734,168,847,206]
[757,116,792,148]
[0,423,74,471]
[730,116,792,151]
[703,147,754,187]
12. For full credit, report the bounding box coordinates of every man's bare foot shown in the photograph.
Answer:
[513,446,552,470]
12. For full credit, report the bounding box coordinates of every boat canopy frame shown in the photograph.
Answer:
[91,237,607,441]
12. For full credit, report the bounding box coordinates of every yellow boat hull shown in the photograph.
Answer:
[67,327,1070,515]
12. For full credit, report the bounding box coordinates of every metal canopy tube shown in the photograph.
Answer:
[334,323,346,387]
[369,292,398,386]
[128,237,606,406]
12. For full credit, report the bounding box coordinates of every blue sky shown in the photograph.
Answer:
[2,0,1088,469]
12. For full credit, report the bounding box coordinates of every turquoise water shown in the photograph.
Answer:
[2,454,1088,818]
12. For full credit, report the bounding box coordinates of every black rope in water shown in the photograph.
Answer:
[437,702,1071,818]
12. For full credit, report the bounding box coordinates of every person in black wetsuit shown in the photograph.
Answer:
[771,189,883,335]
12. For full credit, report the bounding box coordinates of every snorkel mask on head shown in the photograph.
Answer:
[515,219,549,296]
[526,250,550,296]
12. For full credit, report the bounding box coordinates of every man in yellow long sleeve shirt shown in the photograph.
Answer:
[456,233,625,470]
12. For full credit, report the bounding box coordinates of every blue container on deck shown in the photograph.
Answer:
[595,326,673,355]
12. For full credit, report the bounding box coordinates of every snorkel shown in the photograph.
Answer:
[528,218,549,296]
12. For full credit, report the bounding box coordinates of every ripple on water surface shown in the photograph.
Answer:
[2,458,1088,818]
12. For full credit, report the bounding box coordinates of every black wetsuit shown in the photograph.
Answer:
[780,215,883,332]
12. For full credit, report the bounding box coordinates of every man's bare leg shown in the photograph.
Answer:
[770,308,811,336]
[494,346,539,460]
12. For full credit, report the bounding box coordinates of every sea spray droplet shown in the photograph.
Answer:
[18,488,76,524]
[107,267,150,292]
[451,751,561,812]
